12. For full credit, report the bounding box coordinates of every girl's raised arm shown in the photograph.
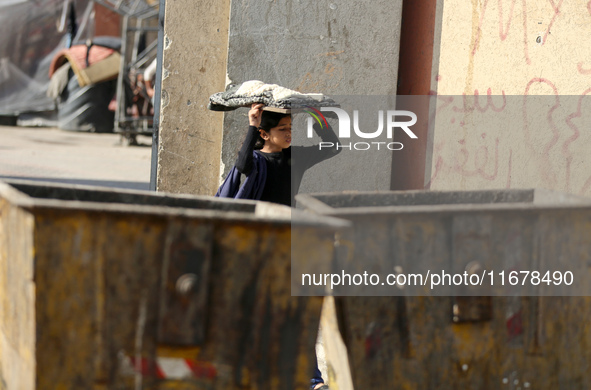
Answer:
[236,104,264,175]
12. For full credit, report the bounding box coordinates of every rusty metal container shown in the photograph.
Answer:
[296,189,591,389]
[0,179,347,390]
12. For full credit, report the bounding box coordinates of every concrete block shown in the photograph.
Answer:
[221,0,404,194]
[157,0,231,195]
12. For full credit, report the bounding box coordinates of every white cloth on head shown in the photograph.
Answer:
[234,80,323,101]
[208,80,333,111]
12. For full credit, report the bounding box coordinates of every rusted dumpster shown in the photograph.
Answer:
[0,179,347,390]
[296,189,591,389]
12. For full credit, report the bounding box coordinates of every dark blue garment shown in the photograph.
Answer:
[310,356,324,388]
[215,151,267,200]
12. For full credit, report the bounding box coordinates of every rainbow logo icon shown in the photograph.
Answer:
[304,106,328,129]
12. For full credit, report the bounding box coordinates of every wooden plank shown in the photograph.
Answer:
[262,106,291,114]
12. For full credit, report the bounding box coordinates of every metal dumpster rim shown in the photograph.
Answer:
[0,179,350,229]
[296,189,591,217]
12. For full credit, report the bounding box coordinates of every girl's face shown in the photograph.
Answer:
[261,116,292,152]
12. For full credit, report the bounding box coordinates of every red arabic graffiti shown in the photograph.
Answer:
[428,78,591,195]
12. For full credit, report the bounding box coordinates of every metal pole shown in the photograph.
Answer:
[114,14,128,134]
[131,17,142,64]
[149,0,165,191]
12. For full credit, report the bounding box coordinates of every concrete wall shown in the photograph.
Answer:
[156,0,231,194]
[428,0,591,195]
[220,0,403,193]
[156,0,591,197]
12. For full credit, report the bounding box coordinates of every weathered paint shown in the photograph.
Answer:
[298,189,591,389]
[0,198,36,390]
[0,181,346,389]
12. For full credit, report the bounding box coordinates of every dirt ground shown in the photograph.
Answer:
[0,126,153,189]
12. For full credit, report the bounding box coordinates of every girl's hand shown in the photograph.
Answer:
[248,103,264,128]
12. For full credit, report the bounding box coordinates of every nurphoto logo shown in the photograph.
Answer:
[306,107,418,151]
[304,105,329,129]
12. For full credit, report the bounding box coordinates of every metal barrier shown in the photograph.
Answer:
[0,180,347,389]
[297,189,591,389]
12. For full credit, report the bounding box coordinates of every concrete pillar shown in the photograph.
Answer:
[391,0,443,190]
[156,0,231,195]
